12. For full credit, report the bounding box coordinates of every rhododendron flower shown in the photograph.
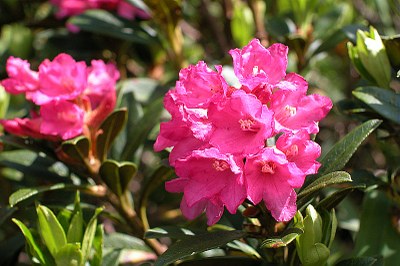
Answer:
[166,148,246,225]
[155,38,332,225]
[0,53,119,141]
[244,148,304,221]
[208,90,274,155]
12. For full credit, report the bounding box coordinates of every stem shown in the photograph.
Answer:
[248,0,269,46]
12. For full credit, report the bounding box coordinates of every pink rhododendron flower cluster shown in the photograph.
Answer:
[51,0,150,20]
[0,53,119,141]
[154,39,332,225]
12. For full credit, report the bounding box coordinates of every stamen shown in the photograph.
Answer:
[239,118,259,132]
[284,105,297,116]
[260,161,276,174]
[212,160,229,171]
[285,144,299,158]
[252,66,259,76]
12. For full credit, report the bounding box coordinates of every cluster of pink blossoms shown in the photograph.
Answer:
[51,0,150,20]
[0,53,119,141]
[154,39,332,225]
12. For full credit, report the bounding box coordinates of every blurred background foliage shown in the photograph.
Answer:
[0,0,399,265]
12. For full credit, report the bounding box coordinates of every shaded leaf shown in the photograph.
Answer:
[336,256,384,266]
[61,136,90,164]
[91,225,104,266]
[145,226,198,239]
[0,206,16,225]
[226,240,261,258]
[353,87,400,124]
[176,256,262,266]
[102,250,121,266]
[96,109,128,162]
[155,230,246,266]
[316,185,365,211]
[99,160,137,196]
[68,10,155,43]
[104,232,152,252]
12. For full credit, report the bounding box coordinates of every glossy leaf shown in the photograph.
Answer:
[99,160,137,196]
[54,243,82,266]
[68,10,155,44]
[155,230,246,266]
[353,87,400,124]
[96,109,128,162]
[298,171,352,204]
[316,185,365,211]
[300,243,330,266]
[261,228,304,248]
[12,218,50,265]
[316,119,382,178]
[145,226,198,239]
[104,232,152,252]
[81,208,103,264]
[36,205,67,257]
[61,136,90,164]
[9,183,81,207]
[226,240,261,258]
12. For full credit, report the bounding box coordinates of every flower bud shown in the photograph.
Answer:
[347,26,392,89]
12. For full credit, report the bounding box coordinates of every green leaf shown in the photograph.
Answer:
[96,109,128,162]
[54,243,83,266]
[336,256,384,266]
[298,171,352,203]
[91,225,104,266]
[301,243,330,266]
[319,209,337,249]
[67,210,84,244]
[9,183,82,207]
[104,232,151,252]
[353,87,400,124]
[226,240,261,258]
[260,228,304,248]
[102,250,121,266]
[175,256,262,266]
[99,160,137,196]
[67,10,156,44]
[155,230,246,266]
[316,185,365,211]
[145,226,198,239]
[61,136,90,164]
[316,119,382,178]
[354,190,400,265]
[121,97,164,161]
[81,208,103,264]
[12,218,50,265]
[231,0,255,47]
[36,205,67,257]
[0,206,16,226]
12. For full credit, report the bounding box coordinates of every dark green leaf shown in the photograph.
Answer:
[36,205,67,257]
[99,160,137,196]
[145,226,199,239]
[298,171,352,205]
[104,232,152,252]
[68,10,156,43]
[311,28,346,56]
[353,87,400,124]
[336,256,384,266]
[121,97,164,161]
[96,109,128,162]
[226,240,261,258]
[0,206,16,225]
[260,228,303,248]
[102,250,121,266]
[53,243,82,266]
[316,119,381,178]
[0,234,25,266]
[382,34,400,68]
[61,136,90,164]
[316,185,365,211]
[9,183,82,207]
[354,191,400,265]
[12,218,50,265]
[176,256,262,266]
[81,208,103,264]
[155,230,246,266]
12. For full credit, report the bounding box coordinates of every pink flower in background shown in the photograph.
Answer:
[0,53,119,141]
[155,38,332,225]
[51,0,150,20]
